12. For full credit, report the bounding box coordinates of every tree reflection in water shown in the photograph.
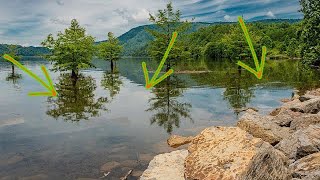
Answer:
[101,69,122,99]
[223,70,255,117]
[147,75,192,134]
[47,73,108,121]
[6,73,22,86]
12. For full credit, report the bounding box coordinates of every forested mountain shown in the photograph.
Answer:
[0,44,50,56]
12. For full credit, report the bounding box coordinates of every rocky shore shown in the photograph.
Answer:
[140,89,320,180]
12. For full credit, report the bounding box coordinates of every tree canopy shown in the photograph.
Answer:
[41,19,95,78]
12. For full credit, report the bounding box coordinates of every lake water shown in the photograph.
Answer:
[0,57,319,179]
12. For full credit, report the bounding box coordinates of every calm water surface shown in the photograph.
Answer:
[0,57,319,179]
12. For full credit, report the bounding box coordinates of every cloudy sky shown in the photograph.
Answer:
[0,0,302,46]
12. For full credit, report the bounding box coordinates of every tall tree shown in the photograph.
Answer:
[41,19,95,79]
[300,0,320,65]
[97,32,123,72]
[148,2,191,71]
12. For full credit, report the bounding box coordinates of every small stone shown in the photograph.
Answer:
[167,135,193,148]
[100,161,121,172]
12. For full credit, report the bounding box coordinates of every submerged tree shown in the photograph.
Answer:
[148,2,191,71]
[147,75,192,134]
[5,45,21,77]
[101,70,122,99]
[97,32,123,72]
[41,19,95,79]
[299,0,320,65]
[47,73,108,121]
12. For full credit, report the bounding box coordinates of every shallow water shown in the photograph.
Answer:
[0,57,319,179]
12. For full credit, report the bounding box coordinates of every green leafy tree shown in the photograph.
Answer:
[41,19,95,79]
[97,32,123,72]
[5,45,21,76]
[148,2,191,70]
[300,0,320,65]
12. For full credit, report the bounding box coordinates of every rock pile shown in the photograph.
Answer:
[141,88,320,180]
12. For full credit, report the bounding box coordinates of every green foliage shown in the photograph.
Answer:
[147,2,191,69]
[188,21,302,61]
[300,0,320,65]
[97,32,123,71]
[41,19,95,77]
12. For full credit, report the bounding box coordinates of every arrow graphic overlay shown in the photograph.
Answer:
[237,16,267,79]
[142,32,178,89]
[3,54,57,97]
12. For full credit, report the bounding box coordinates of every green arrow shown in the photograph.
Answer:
[142,32,177,89]
[3,54,57,97]
[237,16,267,79]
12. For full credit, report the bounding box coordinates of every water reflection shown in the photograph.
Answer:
[101,69,122,99]
[147,75,192,134]
[6,73,22,86]
[47,73,108,121]
[223,70,255,116]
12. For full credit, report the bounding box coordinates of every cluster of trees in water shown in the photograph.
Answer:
[2,1,319,133]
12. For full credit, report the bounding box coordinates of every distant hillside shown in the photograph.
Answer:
[98,22,215,57]
[0,44,50,56]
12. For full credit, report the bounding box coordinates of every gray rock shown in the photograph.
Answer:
[237,110,290,145]
[271,110,302,127]
[290,152,320,180]
[290,114,320,130]
[275,125,320,160]
[140,150,188,180]
[290,98,320,114]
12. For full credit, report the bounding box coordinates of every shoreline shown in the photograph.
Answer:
[140,88,320,180]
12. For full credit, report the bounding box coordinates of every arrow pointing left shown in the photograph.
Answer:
[3,54,57,97]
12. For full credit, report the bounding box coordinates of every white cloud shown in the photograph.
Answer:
[132,9,150,23]
[267,11,275,18]
[224,15,231,21]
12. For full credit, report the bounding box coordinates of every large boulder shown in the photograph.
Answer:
[275,125,320,160]
[290,114,320,130]
[140,150,188,180]
[290,152,320,180]
[167,135,193,148]
[184,126,290,180]
[290,98,320,114]
[237,110,290,145]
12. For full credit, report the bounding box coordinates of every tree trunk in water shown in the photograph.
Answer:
[111,60,114,73]
[71,69,78,80]
[12,65,15,76]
